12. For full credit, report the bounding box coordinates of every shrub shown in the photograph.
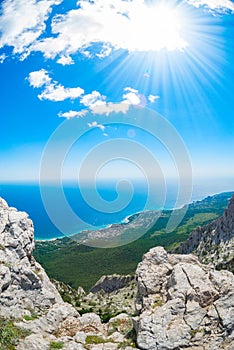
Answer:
[0,318,30,350]
[85,335,108,344]
[49,341,64,349]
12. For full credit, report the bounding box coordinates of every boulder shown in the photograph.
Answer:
[135,247,234,350]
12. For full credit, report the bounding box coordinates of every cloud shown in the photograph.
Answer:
[39,84,84,101]
[27,69,84,101]
[57,55,74,66]
[123,91,141,105]
[0,53,7,63]
[96,45,113,59]
[187,0,234,13]
[58,110,88,119]
[0,0,233,62]
[80,91,106,107]
[23,0,188,59]
[28,69,51,88]
[91,102,130,116]
[124,87,138,94]
[88,121,105,131]
[148,94,160,103]
[27,72,158,115]
[0,0,62,57]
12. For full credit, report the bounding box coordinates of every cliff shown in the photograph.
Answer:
[0,197,234,349]
[178,194,234,271]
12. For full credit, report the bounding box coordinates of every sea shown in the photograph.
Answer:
[0,178,234,240]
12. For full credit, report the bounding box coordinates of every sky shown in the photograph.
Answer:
[0,0,234,184]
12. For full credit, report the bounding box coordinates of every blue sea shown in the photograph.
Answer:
[0,178,234,240]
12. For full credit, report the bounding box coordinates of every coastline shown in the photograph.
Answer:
[34,191,234,243]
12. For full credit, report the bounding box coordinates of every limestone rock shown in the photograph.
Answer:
[90,274,134,293]
[0,198,62,319]
[108,313,133,336]
[135,246,234,350]
[179,194,234,271]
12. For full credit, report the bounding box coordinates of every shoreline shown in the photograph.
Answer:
[34,191,234,243]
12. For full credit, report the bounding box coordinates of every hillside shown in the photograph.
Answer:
[34,192,233,291]
[178,193,234,272]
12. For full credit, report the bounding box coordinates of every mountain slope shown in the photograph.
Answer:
[178,194,234,271]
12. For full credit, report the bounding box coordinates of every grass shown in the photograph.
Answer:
[23,314,38,321]
[49,341,64,349]
[0,318,30,350]
[34,192,232,291]
[85,335,109,344]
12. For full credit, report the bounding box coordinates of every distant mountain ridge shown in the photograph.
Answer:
[178,193,234,271]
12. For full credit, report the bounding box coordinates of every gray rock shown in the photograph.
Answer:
[135,247,234,350]
[179,194,234,270]
[0,198,62,319]
[90,274,134,293]
[108,313,133,336]
[16,333,52,350]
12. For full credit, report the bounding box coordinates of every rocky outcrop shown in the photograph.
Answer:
[0,198,137,349]
[0,197,62,319]
[178,194,234,271]
[135,246,234,350]
[90,274,135,293]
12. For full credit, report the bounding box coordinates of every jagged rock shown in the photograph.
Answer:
[179,194,234,271]
[77,286,86,296]
[0,198,62,319]
[1,198,138,350]
[90,274,134,293]
[135,246,234,350]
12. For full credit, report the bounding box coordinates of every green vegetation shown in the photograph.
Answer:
[85,335,109,344]
[0,318,30,350]
[0,243,6,251]
[49,341,64,349]
[153,299,163,308]
[23,313,38,321]
[34,192,233,292]
[190,328,204,338]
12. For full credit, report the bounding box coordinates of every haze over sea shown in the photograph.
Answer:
[0,178,234,241]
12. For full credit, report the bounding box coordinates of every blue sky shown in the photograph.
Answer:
[0,0,234,183]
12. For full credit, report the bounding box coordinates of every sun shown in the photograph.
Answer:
[123,2,188,52]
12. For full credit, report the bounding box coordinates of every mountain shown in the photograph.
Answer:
[1,196,234,349]
[178,193,234,272]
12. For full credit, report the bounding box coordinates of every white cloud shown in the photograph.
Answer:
[91,102,130,116]
[148,94,160,103]
[59,109,88,119]
[80,91,106,107]
[0,0,233,61]
[39,84,84,101]
[123,92,141,105]
[124,87,138,94]
[29,0,188,59]
[187,0,234,12]
[96,45,113,59]
[88,121,105,131]
[28,69,51,88]
[27,69,84,101]
[0,0,62,56]
[57,55,74,66]
[0,53,7,63]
